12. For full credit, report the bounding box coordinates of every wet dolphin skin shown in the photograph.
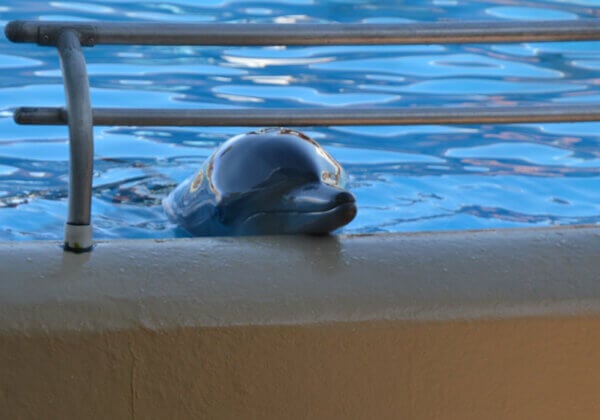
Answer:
[163,128,357,236]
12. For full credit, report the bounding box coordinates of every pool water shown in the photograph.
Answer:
[1,1,599,240]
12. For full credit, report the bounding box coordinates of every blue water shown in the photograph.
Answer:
[1,1,599,240]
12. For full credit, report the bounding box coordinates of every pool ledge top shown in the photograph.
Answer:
[1,225,599,333]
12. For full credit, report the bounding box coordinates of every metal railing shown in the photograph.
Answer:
[5,19,600,252]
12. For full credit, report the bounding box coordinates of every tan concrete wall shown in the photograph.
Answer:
[3,317,600,419]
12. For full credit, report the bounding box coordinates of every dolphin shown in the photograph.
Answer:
[163,127,357,236]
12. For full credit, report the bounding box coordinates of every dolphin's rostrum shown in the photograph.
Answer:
[163,128,357,236]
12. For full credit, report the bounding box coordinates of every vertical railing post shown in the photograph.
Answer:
[56,30,94,252]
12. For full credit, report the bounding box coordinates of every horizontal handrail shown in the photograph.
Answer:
[14,104,600,126]
[5,20,600,46]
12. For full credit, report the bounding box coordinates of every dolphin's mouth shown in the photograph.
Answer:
[235,184,357,235]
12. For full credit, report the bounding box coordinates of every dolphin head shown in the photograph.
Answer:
[164,128,357,236]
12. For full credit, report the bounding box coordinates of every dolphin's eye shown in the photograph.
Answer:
[189,170,204,192]
[321,170,339,186]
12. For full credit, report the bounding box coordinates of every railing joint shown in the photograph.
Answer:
[5,21,96,47]
[40,25,97,47]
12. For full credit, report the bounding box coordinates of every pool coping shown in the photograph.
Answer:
[1,225,599,333]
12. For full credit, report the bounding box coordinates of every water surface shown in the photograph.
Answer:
[0,0,599,239]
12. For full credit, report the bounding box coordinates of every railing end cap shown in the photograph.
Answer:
[13,107,28,124]
[5,20,30,43]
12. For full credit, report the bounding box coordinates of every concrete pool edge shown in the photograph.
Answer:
[3,226,600,418]
[1,225,599,333]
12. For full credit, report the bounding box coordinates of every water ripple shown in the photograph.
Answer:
[486,6,578,20]
[446,142,600,167]
[313,53,562,78]
[397,78,584,95]
[214,85,399,106]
